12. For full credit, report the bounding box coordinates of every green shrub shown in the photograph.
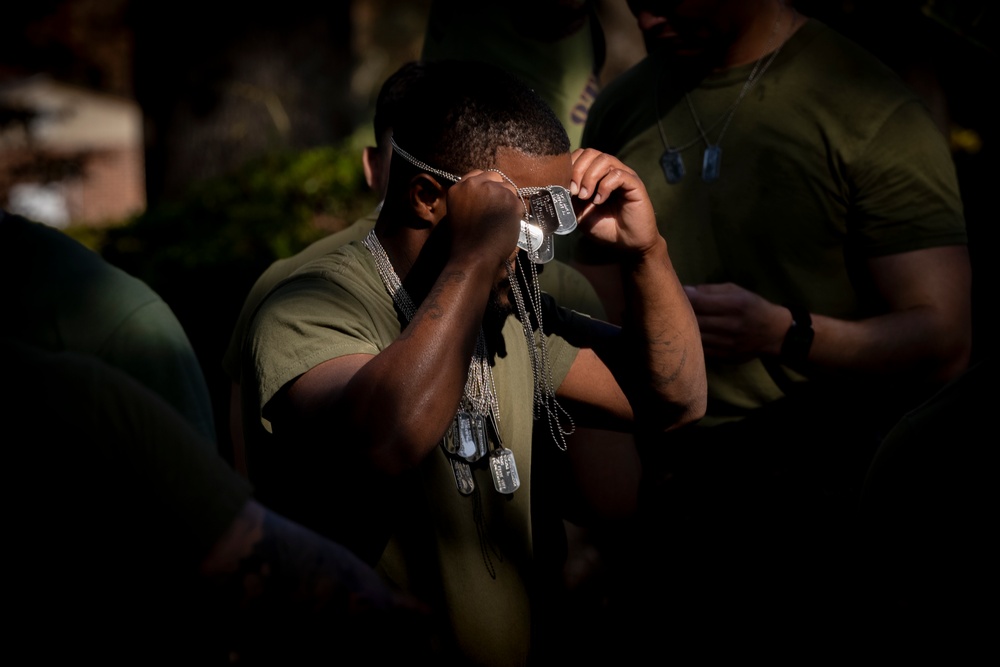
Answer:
[99,142,377,287]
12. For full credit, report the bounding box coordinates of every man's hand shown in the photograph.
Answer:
[445,169,522,268]
[557,148,707,432]
[685,246,973,384]
[684,283,791,361]
[569,148,660,259]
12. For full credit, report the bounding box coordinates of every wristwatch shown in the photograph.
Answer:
[779,306,814,366]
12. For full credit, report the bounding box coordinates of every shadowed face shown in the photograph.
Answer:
[488,147,573,313]
[627,0,746,60]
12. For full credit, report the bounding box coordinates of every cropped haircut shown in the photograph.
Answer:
[389,59,570,176]
[373,61,428,147]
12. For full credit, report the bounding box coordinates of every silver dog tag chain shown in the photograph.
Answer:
[364,230,518,496]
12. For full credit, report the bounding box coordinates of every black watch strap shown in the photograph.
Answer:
[780,306,814,365]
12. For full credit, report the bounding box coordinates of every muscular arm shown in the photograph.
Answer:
[686,245,972,383]
[286,262,496,474]
[808,245,971,381]
[279,171,523,476]
[557,149,707,432]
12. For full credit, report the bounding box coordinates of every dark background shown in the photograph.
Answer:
[2,0,995,456]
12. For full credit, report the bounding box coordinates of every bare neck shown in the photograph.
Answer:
[720,0,805,69]
[372,201,442,298]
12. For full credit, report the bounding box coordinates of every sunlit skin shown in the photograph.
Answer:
[278,145,706,477]
[461,148,574,313]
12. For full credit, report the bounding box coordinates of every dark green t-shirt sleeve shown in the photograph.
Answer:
[849,99,967,256]
[13,341,253,566]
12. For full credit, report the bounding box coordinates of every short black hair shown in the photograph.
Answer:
[373,61,428,147]
[390,59,570,176]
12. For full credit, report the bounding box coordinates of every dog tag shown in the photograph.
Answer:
[489,447,520,494]
[442,418,459,455]
[530,233,557,264]
[456,411,479,460]
[450,457,475,496]
[467,413,489,462]
[517,220,544,253]
[529,191,560,233]
[660,149,685,184]
[546,186,577,234]
[529,189,575,236]
[702,145,722,183]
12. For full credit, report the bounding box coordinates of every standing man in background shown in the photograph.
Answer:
[571,0,972,654]
[420,0,606,149]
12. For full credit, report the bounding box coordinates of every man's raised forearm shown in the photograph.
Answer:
[619,236,707,431]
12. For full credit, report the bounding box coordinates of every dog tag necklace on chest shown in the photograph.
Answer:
[654,0,792,184]
[363,229,517,496]
[487,168,576,456]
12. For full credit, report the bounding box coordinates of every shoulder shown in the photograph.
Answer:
[256,215,378,297]
[773,19,948,171]
[3,211,147,295]
[253,241,389,334]
[785,20,924,117]
[3,212,174,342]
[287,239,378,286]
[224,215,378,377]
[246,242,395,411]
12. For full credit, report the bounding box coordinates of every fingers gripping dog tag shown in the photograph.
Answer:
[489,447,520,494]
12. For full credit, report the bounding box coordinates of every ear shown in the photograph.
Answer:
[362,146,379,191]
[363,145,394,199]
[408,174,448,225]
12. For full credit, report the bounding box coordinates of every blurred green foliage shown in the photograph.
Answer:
[71,138,379,447]
[94,140,377,289]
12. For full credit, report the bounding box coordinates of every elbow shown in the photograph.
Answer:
[931,333,972,384]
[686,390,709,426]
[645,376,707,433]
[672,383,708,430]
[924,308,973,384]
[367,434,435,477]
[664,353,708,430]
[365,420,451,477]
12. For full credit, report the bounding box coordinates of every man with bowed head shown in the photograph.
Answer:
[242,58,705,664]
[225,60,616,481]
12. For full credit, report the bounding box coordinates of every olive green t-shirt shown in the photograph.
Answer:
[578,19,967,423]
[245,241,584,665]
[2,211,217,444]
[223,212,604,384]
[222,212,379,383]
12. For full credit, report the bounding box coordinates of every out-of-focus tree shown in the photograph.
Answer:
[128,2,356,206]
